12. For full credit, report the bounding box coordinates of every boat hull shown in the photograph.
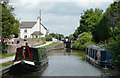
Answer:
[10,60,48,74]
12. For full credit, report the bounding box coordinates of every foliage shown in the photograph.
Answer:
[1,1,19,38]
[93,1,120,42]
[68,34,74,40]
[49,33,64,40]
[1,1,19,53]
[37,39,40,42]
[41,37,45,42]
[46,35,52,41]
[2,42,8,53]
[93,14,110,42]
[73,8,103,39]
[72,32,95,51]
[71,1,120,70]
[108,34,120,70]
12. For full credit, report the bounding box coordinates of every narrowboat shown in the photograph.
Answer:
[10,45,48,74]
[85,45,113,67]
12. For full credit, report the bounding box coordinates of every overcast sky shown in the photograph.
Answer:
[10,0,114,36]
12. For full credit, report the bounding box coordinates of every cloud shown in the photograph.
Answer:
[10,0,113,36]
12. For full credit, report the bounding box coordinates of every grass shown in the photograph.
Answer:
[0,61,12,68]
[0,53,16,59]
[43,42,61,48]
[32,42,46,47]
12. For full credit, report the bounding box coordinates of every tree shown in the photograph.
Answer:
[93,1,120,42]
[1,1,19,53]
[1,1,19,39]
[73,8,103,39]
[49,33,64,40]
[68,34,74,39]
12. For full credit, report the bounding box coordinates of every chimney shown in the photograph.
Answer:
[37,17,40,24]
[19,18,21,23]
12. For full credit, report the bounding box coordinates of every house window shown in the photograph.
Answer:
[24,30,27,33]
[24,35,27,38]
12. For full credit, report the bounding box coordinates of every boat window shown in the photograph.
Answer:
[27,48,36,61]
[95,50,97,60]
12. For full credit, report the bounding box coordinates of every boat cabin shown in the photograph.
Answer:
[14,46,47,65]
[85,45,112,67]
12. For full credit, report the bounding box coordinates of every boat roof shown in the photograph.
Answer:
[86,45,105,51]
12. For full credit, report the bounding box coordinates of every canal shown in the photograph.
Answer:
[2,49,119,77]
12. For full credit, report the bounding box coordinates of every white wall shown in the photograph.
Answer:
[20,17,48,39]
[20,23,39,39]
[41,25,47,37]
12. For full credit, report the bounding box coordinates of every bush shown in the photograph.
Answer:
[46,35,52,41]
[2,42,8,53]
[72,32,95,51]
[37,39,40,42]
[108,34,120,70]
[41,37,45,42]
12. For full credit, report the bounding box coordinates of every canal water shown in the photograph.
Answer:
[2,49,120,77]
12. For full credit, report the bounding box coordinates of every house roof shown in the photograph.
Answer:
[32,31,43,35]
[41,23,48,30]
[20,22,48,31]
[20,22,36,28]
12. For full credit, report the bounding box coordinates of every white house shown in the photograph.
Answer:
[19,17,49,39]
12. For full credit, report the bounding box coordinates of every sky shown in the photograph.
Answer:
[10,0,114,36]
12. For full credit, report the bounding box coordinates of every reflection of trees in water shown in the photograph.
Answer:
[64,49,71,55]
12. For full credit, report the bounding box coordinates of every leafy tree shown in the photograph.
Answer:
[1,1,19,53]
[49,33,64,40]
[68,34,74,39]
[46,35,52,41]
[93,1,120,42]
[1,1,19,39]
[107,1,120,70]
[72,32,95,51]
[93,14,110,42]
[108,34,120,70]
[73,8,103,39]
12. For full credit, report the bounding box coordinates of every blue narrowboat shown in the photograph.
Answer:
[85,45,112,67]
[10,45,48,74]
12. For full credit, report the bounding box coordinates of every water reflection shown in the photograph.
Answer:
[64,48,72,55]
[2,49,120,77]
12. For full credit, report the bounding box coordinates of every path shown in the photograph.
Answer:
[0,56,15,64]
[36,41,53,47]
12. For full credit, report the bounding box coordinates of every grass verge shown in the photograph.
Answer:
[0,53,16,59]
[43,42,61,48]
[0,61,12,68]
[32,42,46,47]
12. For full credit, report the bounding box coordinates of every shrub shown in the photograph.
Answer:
[108,34,120,70]
[41,37,45,42]
[46,35,52,41]
[37,39,40,42]
[72,32,95,51]
[2,42,8,53]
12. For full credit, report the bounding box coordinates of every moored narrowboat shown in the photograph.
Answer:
[85,45,113,67]
[10,45,48,74]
